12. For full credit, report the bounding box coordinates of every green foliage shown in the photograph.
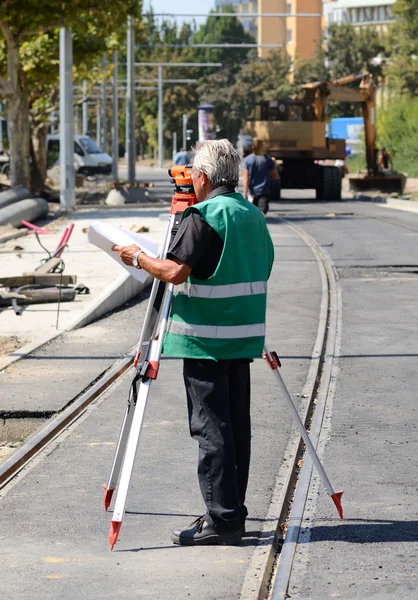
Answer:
[293,48,328,86]
[188,5,255,71]
[197,50,294,144]
[377,96,418,176]
[326,23,386,80]
[387,0,418,94]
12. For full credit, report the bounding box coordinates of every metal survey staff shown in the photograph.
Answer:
[113,139,274,547]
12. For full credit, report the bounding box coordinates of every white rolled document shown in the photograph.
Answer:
[88,221,159,283]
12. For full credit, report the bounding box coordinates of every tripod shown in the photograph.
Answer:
[102,170,343,550]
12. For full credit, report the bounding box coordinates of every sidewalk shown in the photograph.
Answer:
[0,206,170,367]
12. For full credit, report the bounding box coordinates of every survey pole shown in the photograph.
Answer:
[112,51,119,181]
[82,80,88,134]
[126,15,136,183]
[59,27,75,211]
[158,66,163,168]
[101,54,107,151]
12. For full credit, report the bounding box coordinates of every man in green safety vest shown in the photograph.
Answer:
[113,139,274,546]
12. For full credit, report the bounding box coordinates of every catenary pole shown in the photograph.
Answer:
[82,80,88,134]
[172,132,177,161]
[112,51,119,181]
[126,15,136,183]
[59,27,74,211]
[158,66,163,168]
[96,101,101,144]
[101,54,107,151]
[182,114,187,150]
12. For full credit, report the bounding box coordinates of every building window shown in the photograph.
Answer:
[287,28,292,44]
[287,2,292,14]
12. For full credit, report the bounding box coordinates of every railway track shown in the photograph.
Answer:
[0,220,340,599]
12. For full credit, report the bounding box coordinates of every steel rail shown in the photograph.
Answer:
[0,354,135,489]
[269,221,340,599]
[240,219,339,599]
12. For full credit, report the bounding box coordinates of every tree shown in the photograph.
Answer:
[197,50,294,144]
[377,97,418,176]
[0,1,141,189]
[387,0,418,94]
[188,5,255,71]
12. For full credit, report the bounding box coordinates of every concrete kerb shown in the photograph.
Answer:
[0,271,151,372]
[68,270,152,330]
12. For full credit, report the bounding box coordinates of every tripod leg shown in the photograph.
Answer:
[102,377,138,510]
[108,378,152,550]
[263,346,343,519]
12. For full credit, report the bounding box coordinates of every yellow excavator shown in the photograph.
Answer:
[243,73,406,199]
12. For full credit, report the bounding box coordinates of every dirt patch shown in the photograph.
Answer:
[0,335,28,357]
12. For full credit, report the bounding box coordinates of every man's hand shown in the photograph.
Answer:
[112,244,140,267]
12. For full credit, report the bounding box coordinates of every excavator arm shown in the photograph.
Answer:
[303,73,377,175]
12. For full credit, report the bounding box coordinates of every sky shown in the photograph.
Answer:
[145,0,213,25]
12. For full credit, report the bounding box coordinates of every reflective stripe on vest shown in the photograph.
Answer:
[167,321,265,339]
[177,281,267,299]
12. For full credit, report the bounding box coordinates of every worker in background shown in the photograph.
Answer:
[113,139,274,546]
[174,147,190,165]
[379,147,393,171]
[243,137,279,215]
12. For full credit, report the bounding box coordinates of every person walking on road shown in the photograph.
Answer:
[243,137,279,215]
[174,147,190,165]
[113,139,274,547]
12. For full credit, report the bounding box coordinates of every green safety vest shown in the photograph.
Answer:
[163,192,274,360]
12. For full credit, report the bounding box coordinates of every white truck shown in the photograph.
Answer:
[47,134,112,175]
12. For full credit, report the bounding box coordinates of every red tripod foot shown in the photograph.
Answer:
[102,484,115,511]
[331,491,344,519]
[109,521,122,550]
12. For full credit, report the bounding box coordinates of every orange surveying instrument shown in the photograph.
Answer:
[102,166,197,549]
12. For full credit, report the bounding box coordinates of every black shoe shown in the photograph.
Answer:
[171,516,242,546]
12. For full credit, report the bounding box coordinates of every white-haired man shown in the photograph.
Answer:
[113,139,274,546]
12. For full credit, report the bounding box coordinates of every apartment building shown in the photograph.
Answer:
[215,0,323,60]
[257,0,322,59]
[323,0,396,34]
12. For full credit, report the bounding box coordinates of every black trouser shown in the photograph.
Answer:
[183,358,251,533]
[253,194,269,215]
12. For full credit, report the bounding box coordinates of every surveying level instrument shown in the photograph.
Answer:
[102,167,343,550]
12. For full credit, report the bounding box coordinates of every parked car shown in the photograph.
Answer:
[47,134,112,175]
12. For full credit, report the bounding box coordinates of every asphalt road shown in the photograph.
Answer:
[1,179,418,599]
[273,194,418,600]
[0,210,322,599]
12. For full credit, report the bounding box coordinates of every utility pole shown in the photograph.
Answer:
[172,132,177,161]
[112,51,119,181]
[182,114,188,150]
[126,15,136,183]
[74,106,79,135]
[101,54,107,151]
[82,79,88,134]
[96,101,101,145]
[59,27,74,211]
[158,66,163,168]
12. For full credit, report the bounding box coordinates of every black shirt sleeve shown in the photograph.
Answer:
[167,208,223,280]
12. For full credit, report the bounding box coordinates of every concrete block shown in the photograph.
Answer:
[105,186,149,206]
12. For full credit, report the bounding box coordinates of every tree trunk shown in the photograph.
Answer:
[3,26,31,189]
[33,124,49,183]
